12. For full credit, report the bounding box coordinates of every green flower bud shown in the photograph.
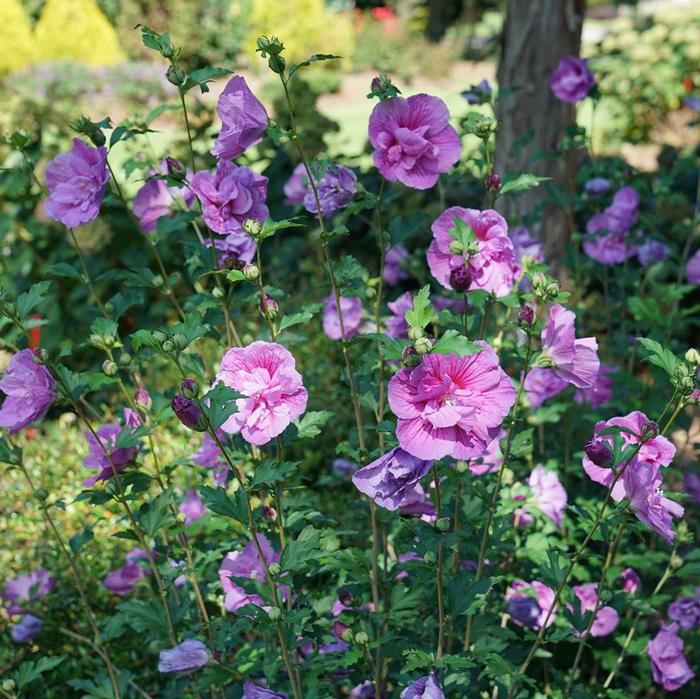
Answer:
[212,286,225,300]
[166,64,187,87]
[118,352,132,366]
[268,607,282,621]
[102,359,118,376]
[455,460,469,474]
[152,274,164,288]
[407,327,424,342]
[414,337,432,355]
[268,562,282,577]
[354,631,369,645]
[423,551,437,565]
[161,340,174,353]
[243,264,260,281]
[685,348,700,366]
[435,517,451,532]
[172,333,188,351]
[242,219,262,239]
[449,240,464,255]
[152,329,169,344]
[35,487,50,501]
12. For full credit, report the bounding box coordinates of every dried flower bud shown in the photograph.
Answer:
[584,439,613,467]
[171,394,207,432]
[449,266,473,292]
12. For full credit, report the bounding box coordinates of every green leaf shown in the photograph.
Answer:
[404,285,433,330]
[279,303,323,332]
[250,460,298,489]
[288,53,341,80]
[14,656,66,690]
[450,576,494,616]
[119,599,171,641]
[0,436,20,465]
[138,492,174,538]
[47,262,84,282]
[431,330,482,357]
[16,280,52,321]
[90,317,119,341]
[637,337,680,377]
[500,173,551,196]
[293,410,333,439]
[279,525,324,572]
[181,66,233,94]
[198,486,247,524]
[69,526,94,555]
[202,383,241,431]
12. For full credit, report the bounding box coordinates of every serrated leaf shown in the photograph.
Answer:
[279,525,324,572]
[250,460,298,489]
[14,656,66,690]
[279,303,322,332]
[16,280,51,320]
[431,330,482,357]
[198,486,247,524]
[47,262,83,282]
[202,383,241,431]
[405,285,433,330]
[293,410,333,439]
[288,53,341,80]
[637,337,680,377]
[500,173,551,196]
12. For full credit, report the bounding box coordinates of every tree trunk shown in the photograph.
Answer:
[495,0,586,265]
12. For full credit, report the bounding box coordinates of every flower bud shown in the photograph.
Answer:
[152,329,169,344]
[135,387,152,411]
[102,359,118,376]
[166,64,187,87]
[164,156,185,179]
[449,240,464,255]
[455,460,469,474]
[268,562,281,577]
[256,35,285,56]
[171,394,207,432]
[1,300,16,317]
[332,621,350,640]
[212,286,225,300]
[449,265,473,292]
[243,264,260,281]
[584,439,612,467]
[517,305,535,325]
[152,274,164,288]
[242,219,262,239]
[485,173,502,192]
[531,273,547,293]
[179,378,199,399]
[423,551,437,565]
[118,352,132,365]
[414,337,432,355]
[641,420,659,441]
[354,631,369,645]
[435,517,451,532]
[1,679,16,692]
[268,54,286,74]
[32,347,48,364]
[161,340,174,353]
[268,606,282,621]
[685,348,700,366]
[545,281,560,298]
[35,487,49,501]
[401,345,420,367]
[338,590,353,607]
[172,332,189,351]
[407,327,424,342]
[260,294,278,318]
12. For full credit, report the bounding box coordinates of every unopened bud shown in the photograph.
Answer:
[517,305,535,325]
[685,348,700,366]
[135,387,152,410]
[268,607,282,621]
[485,173,502,191]
[641,420,659,441]
[449,265,473,292]
[179,378,199,399]
[332,621,350,640]
[166,64,186,87]
[171,394,207,432]
[172,332,188,351]
[414,337,432,355]
[161,340,174,353]
[102,359,118,376]
[164,156,185,179]
[455,460,469,474]
[584,439,612,467]
[401,345,420,367]
[449,240,465,255]
[152,275,164,288]
[243,264,260,281]
[268,562,281,577]
[32,347,48,364]
[242,219,262,239]
[435,517,451,532]
[407,327,424,342]
[212,286,224,300]
[260,294,278,318]
[354,631,369,645]
[152,329,168,344]
[423,551,437,565]
[545,281,560,298]
[35,487,49,501]
[118,352,132,365]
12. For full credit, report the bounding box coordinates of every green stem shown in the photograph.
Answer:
[433,466,445,661]
[464,332,533,650]
[179,90,196,172]
[67,228,110,318]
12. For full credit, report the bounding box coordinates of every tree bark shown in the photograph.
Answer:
[495,0,586,265]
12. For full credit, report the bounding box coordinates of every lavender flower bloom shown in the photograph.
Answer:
[190,161,269,235]
[132,162,194,233]
[523,367,568,409]
[384,244,410,286]
[574,364,615,409]
[179,490,206,526]
[211,75,268,159]
[193,431,230,486]
[11,614,43,643]
[550,56,596,103]
[683,472,700,503]
[332,458,357,476]
[352,447,433,511]
[368,93,461,190]
[668,594,700,630]
[684,96,700,112]
[44,138,109,228]
[322,294,363,340]
[528,465,567,528]
[283,163,309,206]
[583,186,640,265]
[647,624,695,691]
[158,639,209,674]
[3,569,55,615]
[400,672,445,699]
[385,291,412,339]
[686,249,700,284]
[584,177,610,196]
[303,164,357,217]
[83,419,139,486]
[206,231,257,267]
[0,349,56,433]
[637,239,669,267]
[505,580,556,630]
[571,583,619,637]
[461,79,492,105]
[620,567,641,594]
[466,431,503,476]
[103,561,148,596]
[242,682,287,699]
[398,483,437,519]
[350,681,375,698]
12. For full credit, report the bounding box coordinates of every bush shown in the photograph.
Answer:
[0,0,36,77]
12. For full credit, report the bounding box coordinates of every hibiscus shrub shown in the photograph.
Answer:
[1,30,700,699]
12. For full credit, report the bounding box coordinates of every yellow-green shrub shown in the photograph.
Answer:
[0,0,35,76]
[34,0,125,66]
[245,0,354,68]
